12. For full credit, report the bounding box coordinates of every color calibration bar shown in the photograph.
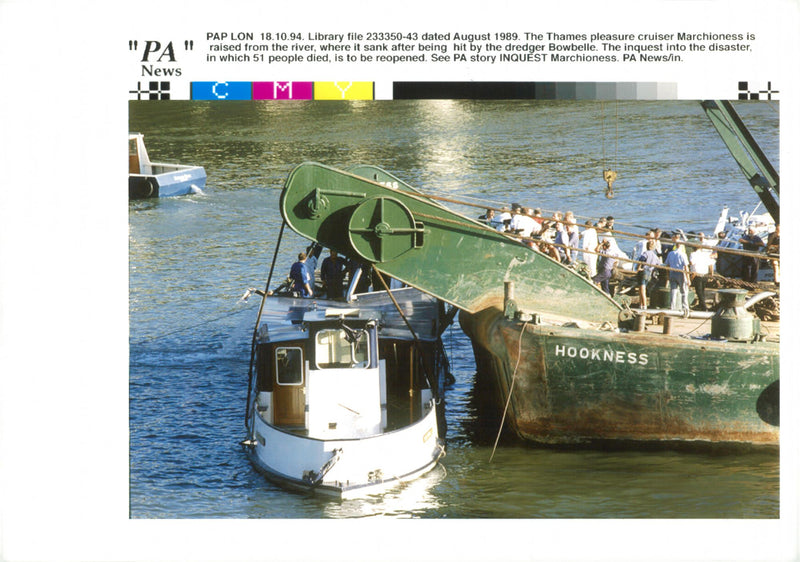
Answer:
[132,81,773,101]
[190,81,375,100]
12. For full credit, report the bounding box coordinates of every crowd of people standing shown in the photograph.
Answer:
[482,205,777,313]
[485,207,630,293]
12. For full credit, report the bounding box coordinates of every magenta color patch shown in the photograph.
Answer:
[253,82,313,100]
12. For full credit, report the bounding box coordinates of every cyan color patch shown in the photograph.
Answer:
[191,81,252,100]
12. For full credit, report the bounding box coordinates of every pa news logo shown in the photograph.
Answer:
[129,39,193,99]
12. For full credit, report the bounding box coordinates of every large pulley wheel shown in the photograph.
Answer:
[348,196,424,263]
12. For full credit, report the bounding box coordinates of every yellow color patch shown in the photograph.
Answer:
[314,82,374,100]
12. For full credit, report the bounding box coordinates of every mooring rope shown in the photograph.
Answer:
[684,315,713,336]
[131,304,255,345]
[489,320,530,463]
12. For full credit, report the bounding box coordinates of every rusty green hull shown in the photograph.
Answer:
[461,307,779,447]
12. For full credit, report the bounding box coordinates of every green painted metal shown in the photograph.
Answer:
[700,100,780,220]
[280,162,621,323]
[461,308,780,445]
[348,197,425,262]
[710,289,759,341]
[346,164,423,193]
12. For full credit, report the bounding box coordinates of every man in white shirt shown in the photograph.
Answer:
[599,215,621,255]
[580,219,599,277]
[690,233,716,311]
[512,207,539,238]
[508,203,524,233]
[496,207,512,232]
[529,208,543,234]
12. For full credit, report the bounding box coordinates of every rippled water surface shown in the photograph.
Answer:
[129,100,779,519]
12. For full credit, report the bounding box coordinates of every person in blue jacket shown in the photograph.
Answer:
[636,239,661,309]
[592,239,617,296]
[290,252,314,297]
[664,234,690,312]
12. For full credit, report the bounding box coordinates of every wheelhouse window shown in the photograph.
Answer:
[275,347,303,385]
[315,328,369,369]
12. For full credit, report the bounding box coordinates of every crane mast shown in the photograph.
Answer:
[700,100,779,221]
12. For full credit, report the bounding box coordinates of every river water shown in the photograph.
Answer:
[129,100,779,520]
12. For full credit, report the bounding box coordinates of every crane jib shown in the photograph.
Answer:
[280,162,621,324]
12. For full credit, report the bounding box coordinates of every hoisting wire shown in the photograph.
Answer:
[245,220,287,428]
[602,101,606,166]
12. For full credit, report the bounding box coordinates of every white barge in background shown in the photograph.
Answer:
[128,133,206,199]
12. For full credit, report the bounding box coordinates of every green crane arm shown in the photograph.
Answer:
[280,162,621,324]
[700,100,780,221]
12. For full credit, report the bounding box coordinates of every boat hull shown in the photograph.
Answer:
[247,403,444,498]
[129,165,206,199]
[460,307,779,447]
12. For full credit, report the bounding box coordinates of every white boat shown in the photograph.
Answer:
[242,289,448,498]
[128,133,206,199]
